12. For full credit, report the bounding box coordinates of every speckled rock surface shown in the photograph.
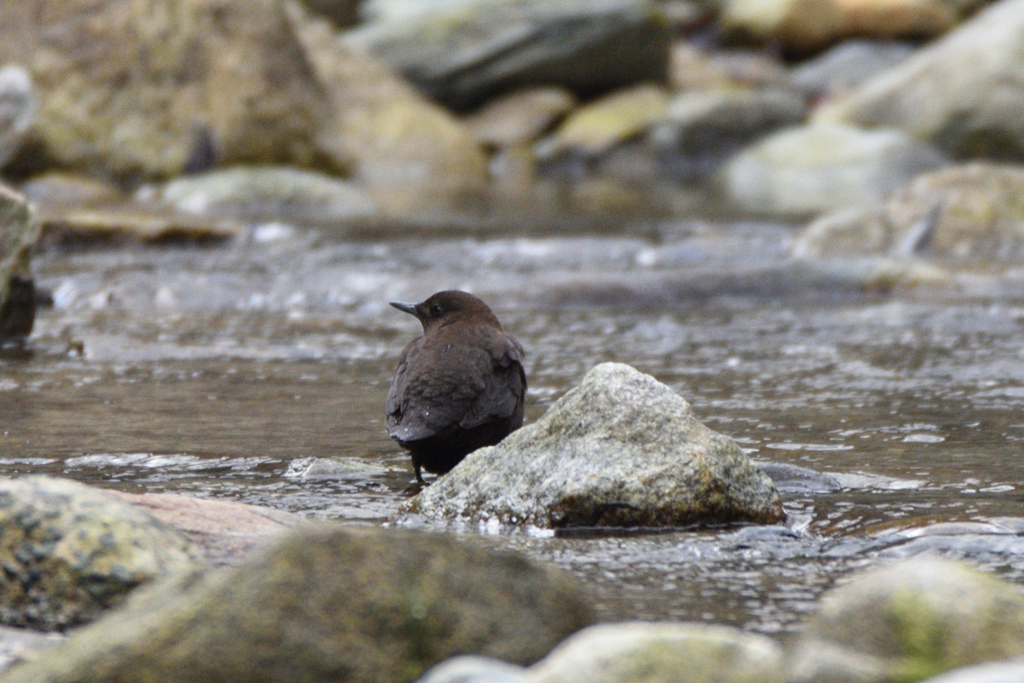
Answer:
[787,559,1024,683]
[399,362,783,529]
[0,476,203,631]
[0,185,39,341]
[530,621,784,683]
[1,524,593,683]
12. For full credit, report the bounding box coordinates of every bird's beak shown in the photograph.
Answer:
[390,301,418,316]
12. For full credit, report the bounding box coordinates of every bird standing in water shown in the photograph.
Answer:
[386,291,526,483]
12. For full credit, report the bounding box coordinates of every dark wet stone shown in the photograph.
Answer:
[788,559,1024,683]
[0,185,38,342]
[757,462,843,494]
[1,524,593,683]
[399,362,783,529]
[346,0,671,111]
[0,476,203,632]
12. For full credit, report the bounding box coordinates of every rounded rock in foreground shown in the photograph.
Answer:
[399,362,783,529]
[0,476,203,631]
[788,559,1024,683]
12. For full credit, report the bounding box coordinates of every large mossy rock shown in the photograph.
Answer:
[400,363,783,529]
[530,622,784,683]
[1,525,593,683]
[814,0,1024,160]
[787,559,1024,683]
[345,0,671,111]
[0,185,39,341]
[793,163,1024,266]
[0,476,203,631]
[720,123,946,217]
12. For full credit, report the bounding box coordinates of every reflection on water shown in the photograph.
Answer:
[3,221,1024,632]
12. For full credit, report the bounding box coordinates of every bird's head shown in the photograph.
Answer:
[390,290,502,334]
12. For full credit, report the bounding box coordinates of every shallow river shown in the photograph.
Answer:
[3,216,1024,637]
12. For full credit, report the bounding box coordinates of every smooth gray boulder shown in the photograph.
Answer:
[0,184,39,341]
[0,66,35,169]
[814,0,1024,160]
[921,657,1024,683]
[787,559,1024,683]
[720,122,946,217]
[399,362,784,529]
[530,622,784,683]
[650,88,807,179]
[0,476,203,631]
[345,0,671,111]
[155,166,377,221]
[1,524,593,683]
[416,656,532,683]
[789,39,916,100]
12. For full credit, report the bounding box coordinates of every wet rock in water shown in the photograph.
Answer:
[36,208,242,248]
[102,490,303,566]
[288,3,488,215]
[416,656,532,683]
[0,66,35,170]
[814,0,1024,160]
[787,559,1024,683]
[757,462,843,494]
[156,166,377,221]
[536,85,670,161]
[789,39,917,101]
[530,622,784,683]
[463,88,578,150]
[0,476,203,631]
[650,88,808,180]
[0,185,38,342]
[720,122,947,217]
[720,0,957,56]
[1,525,593,683]
[400,362,783,529]
[919,657,1024,683]
[345,0,671,111]
[794,163,1024,266]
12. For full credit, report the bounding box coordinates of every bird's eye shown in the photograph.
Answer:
[430,304,444,317]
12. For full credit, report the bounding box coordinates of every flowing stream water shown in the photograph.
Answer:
[3,215,1024,638]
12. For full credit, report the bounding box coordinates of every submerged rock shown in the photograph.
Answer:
[400,363,783,529]
[794,163,1024,266]
[1,525,593,683]
[530,622,784,683]
[787,559,1024,683]
[0,185,38,341]
[346,0,671,111]
[0,66,35,169]
[0,476,203,631]
[720,122,946,217]
[156,166,377,221]
[814,0,1024,160]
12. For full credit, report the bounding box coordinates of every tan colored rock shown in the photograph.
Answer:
[721,0,957,55]
[19,173,125,207]
[286,3,488,214]
[36,208,242,247]
[463,88,577,149]
[537,84,669,159]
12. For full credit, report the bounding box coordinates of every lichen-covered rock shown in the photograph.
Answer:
[787,559,1024,683]
[814,0,1024,160]
[793,163,1024,266]
[345,0,671,111]
[400,362,783,529]
[1,525,593,683]
[156,166,377,221]
[720,123,946,217]
[0,185,39,341]
[0,476,203,631]
[0,66,35,169]
[530,622,784,683]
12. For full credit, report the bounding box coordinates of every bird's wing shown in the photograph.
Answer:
[459,334,526,430]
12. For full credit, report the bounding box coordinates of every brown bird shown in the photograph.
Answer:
[386,291,526,483]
